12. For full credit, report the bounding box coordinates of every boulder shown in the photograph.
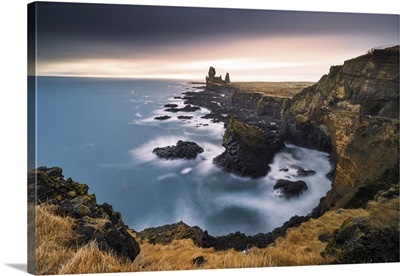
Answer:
[164,104,178,108]
[273,179,308,198]
[153,140,204,160]
[192,256,206,266]
[154,115,171,120]
[164,104,201,113]
[297,169,316,177]
[177,115,193,120]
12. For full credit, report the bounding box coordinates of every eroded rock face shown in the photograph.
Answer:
[28,166,140,262]
[213,117,284,178]
[283,46,399,212]
[153,140,204,160]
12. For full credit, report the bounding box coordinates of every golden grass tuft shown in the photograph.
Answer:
[36,204,76,275]
[367,197,399,230]
[58,241,130,274]
[264,208,369,266]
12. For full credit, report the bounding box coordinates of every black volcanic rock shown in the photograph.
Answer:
[137,221,212,247]
[28,166,140,262]
[177,115,193,120]
[137,215,310,252]
[297,169,316,177]
[273,179,308,198]
[164,104,178,108]
[154,115,171,120]
[153,140,204,160]
[192,256,206,266]
[213,117,284,178]
[323,217,400,263]
[164,104,201,113]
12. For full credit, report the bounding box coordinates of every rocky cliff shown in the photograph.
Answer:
[213,117,284,178]
[28,166,141,262]
[282,46,399,212]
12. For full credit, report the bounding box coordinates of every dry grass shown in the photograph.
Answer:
[131,236,276,271]
[228,82,314,98]
[36,204,76,275]
[34,203,372,274]
[264,208,369,266]
[367,197,399,230]
[131,208,369,271]
[58,241,130,274]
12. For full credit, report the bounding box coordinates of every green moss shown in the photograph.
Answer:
[75,183,89,195]
[79,205,91,216]
[225,117,266,150]
[84,194,97,204]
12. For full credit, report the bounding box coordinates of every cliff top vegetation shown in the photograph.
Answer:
[228,82,314,98]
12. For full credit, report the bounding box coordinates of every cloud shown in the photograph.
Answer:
[34,2,399,80]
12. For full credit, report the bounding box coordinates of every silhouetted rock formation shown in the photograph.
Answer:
[206,66,230,89]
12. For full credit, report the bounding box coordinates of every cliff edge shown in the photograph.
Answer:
[282,45,399,212]
[28,166,141,264]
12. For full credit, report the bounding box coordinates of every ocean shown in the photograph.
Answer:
[35,76,332,236]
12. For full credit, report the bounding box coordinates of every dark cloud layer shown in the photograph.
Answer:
[36,2,398,47]
[31,2,399,79]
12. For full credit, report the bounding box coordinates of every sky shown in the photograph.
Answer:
[31,2,399,81]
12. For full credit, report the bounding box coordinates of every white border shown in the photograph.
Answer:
[0,1,399,276]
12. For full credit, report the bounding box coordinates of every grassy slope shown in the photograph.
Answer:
[228,82,315,98]
[35,203,370,274]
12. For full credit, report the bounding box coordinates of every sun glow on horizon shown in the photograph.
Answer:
[37,56,328,82]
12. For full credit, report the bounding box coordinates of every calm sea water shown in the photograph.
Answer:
[36,77,332,236]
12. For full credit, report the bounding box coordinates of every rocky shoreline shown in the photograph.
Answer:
[143,46,399,251]
[30,46,399,264]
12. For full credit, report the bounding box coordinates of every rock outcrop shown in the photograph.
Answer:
[273,179,308,198]
[28,166,140,262]
[282,45,399,212]
[322,184,399,263]
[137,215,309,252]
[213,117,284,178]
[137,221,212,247]
[154,115,171,120]
[164,104,201,113]
[153,140,204,160]
[206,66,230,89]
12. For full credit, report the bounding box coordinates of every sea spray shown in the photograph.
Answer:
[37,77,332,236]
